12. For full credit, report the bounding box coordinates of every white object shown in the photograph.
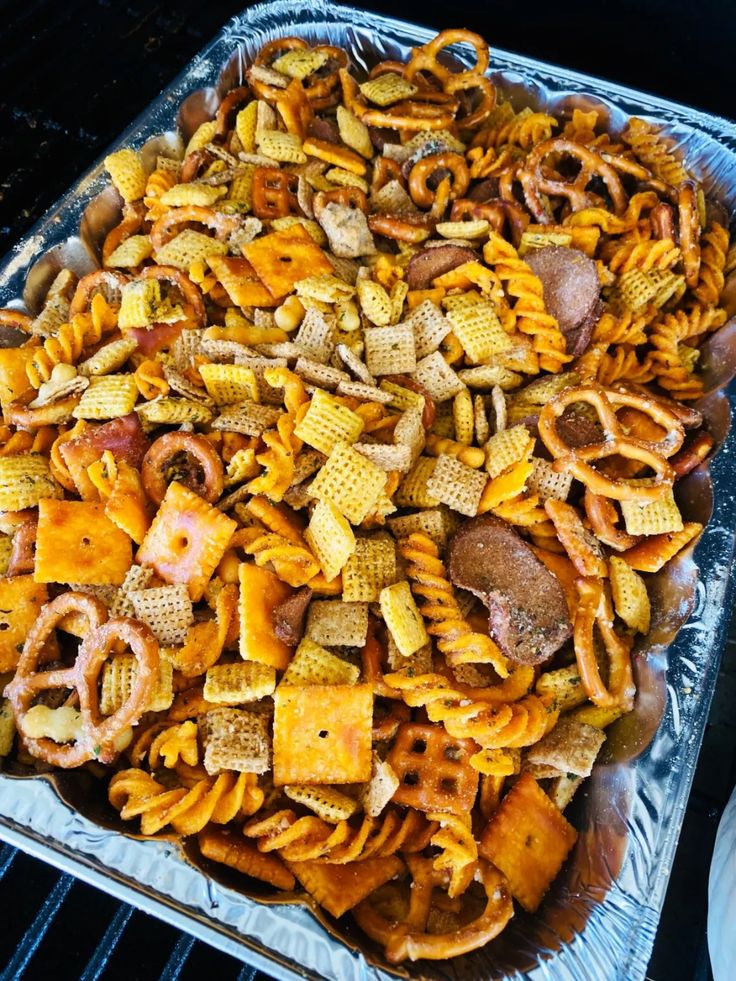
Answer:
[708,781,736,980]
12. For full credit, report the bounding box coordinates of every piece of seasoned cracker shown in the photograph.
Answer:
[284,784,359,823]
[286,855,403,918]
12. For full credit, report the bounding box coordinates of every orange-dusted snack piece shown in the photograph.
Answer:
[273,683,373,785]
[620,521,703,573]
[207,255,281,308]
[59,413,150,500]
[243,226,334,299]
[0,346,36,408]
[387,722,479,815]
[479,771,577,912]
[0,575,48,672]
[198,827,296,890]
[286,854,404,918]
[137,481,236,601]
[238,562,293,670]
[34,499,132,586]
[105,461,152,543]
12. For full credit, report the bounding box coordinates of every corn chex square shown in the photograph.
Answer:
[388,507,454,547]
[395,456,440,508]
[444,295,511,363]
[155,229,228,270]
[105,235,153,268]
[294,307,337,363]
[336,105,373,159]
[309,443,387,524]
[137,397,214,426]
[211,401,283,436]
[281,637,360,686]
[485,424,533,478]
[0,454,59,511]
[284,784,359,823]
[609,555,651,634]
[78,337,138,377]
[413,351,464,402]
[200,707,271,775]
[379,580,429,657]
[403,300,452,359]
[204,662,276,703]
[426,453,487,517]
[306,599,369,648]
[342,536,397,602]
[104,148,146,203]
[378,379,426,412]
[128,584,194,645]
[364,324,416,376]
[199,363,259,405]
[620,487,684,536]
[305,500,356,581]
[458,364,522,391]
[359,73,418,107]
[73,375,138,420]
[100,654,174,715]
[527,457,573,501]
[257,130,306,164]
[294,389,364,455]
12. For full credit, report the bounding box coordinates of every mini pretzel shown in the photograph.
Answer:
[179,148,213,184]
[444,73,496,131]
[368,212,434,243]
[340,69,456,132]
[538,383,685,502]
[140,264,207,327]
[102,203,146,265]
[353,855,513,962]
[372,156,405,192]
[583,490,641,552]
[404,29,491,88]
[313,187,368,220]
[519,138,628,221]
[69,270,129,317]
[5,592,159,767]
[5,397,82,430]
[678,180,701,288]
[409,152,470,209]
[215,86,251,138]
[142,431,225,505]
[573,577,635,711]
[671,431,714,477]
[252,167,300,220]
[149,206,240,251]
[651,201,676,240]
[303,46,348,109]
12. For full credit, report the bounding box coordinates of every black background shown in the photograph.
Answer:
[0,1,734,978]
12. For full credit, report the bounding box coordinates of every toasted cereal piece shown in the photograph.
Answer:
[77,337,138,377]
[306,599,369,648]
[336,105,373,159]
[294,388,364,455]
[35,499,132,586]
[0,699,15,756]
[342,536,397,603]
[295,274,355,303]
[336,380,392,405]
[137,397,214,427]
[360,72,418,106]
[479,772,578,912]
[484,424,533,478]
[155,230,229,270]
[271,46,329,79]
[443,294,510,363]
[473,394,490,445]
[453,388,474,445]
[426,453,487,517]
[309,443,387,524]
[257,130,307,164]
[294,359,349,392]
[569,703,625,728]
[204,662,276,703]
[413,351,464,401]
[105,234,154,268]
[325,167,370,193]
[371,179,416,215]
[457,364,522,391]
[378,378,425,413]
[199,827,295,890]
[527,457,573,501]
[290,449,325,486]
[319,204,377,260]
[273,684,373,785]
[620,488,684,536]
[0,454,59,511]
[244,227,334,299]
[518,229,573,255]
[394,405,425,462]
[200,707,272,775]
[199,363,259,405]
[386,634,433,674]
[364,324,417,375]
[388,507,454,547]
[527,716,606,778]
[0,577,47,672]
[534,665,587,712]
[380,580,429,657]
[609,556,651,633]
[284,784,359,823]
[235,103,258,152]
[281,637,360,686]
[294,307,337,363]
[305,500,356,582]
[360,756,400,817]
[137,481,237,601]
[436,219,489,240]
[73,375,139,420]
[100,653,174,715]
[547,774,583,812]
[615,268,659,312]
[389,279,409,324]
[185,120,218,156]
[105,148,146,203]
[357,279,392,327]
[211,401,282,436]
[254,100,277,140]
[271,216,327,247]
[0,536,11,577]
[545,499,608,578]
[395,456,440,509]
[128,584,194,645]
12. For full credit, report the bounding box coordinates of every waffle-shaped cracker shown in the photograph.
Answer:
[388,722,478,814]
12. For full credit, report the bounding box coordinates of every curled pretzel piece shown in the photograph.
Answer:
[538,383,685,502]
[353,854,513,962]
[573,578,635,711]
[5,592,159,767]
[149,207,240,252]
[404,29,491,88]
[142,431,225,505]
[140,265,207,328]
[520,138,628,222]
[408,152,470,209]
[678,180,702,288]
[584,490,641,552]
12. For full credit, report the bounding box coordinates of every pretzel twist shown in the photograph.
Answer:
[573,577,635,710]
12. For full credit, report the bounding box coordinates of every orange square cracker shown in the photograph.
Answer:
[273,683,372,785]
[207,255,281,308]
[35,499,132,586]
[137,481,236,601]
[0,575,47,671]
[243,226,334,299]
[479,771,578,912]
[285,855,403,918]
[239,563,293,671]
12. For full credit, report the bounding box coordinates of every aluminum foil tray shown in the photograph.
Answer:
[2,2,736,978]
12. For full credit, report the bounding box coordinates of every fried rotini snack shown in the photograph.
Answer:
[0,21,729,969]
